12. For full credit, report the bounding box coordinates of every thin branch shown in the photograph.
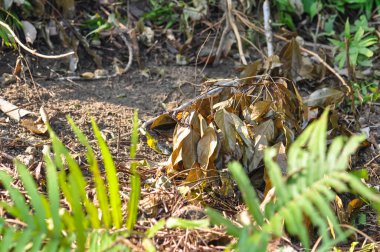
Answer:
[263,0,274,57]
[226,0,247,65]
[0,20,74,59]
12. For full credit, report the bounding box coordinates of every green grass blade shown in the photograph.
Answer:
[66,156,100,228]
[15,161,47,233]
[29,233,45,252]
[205,208,242,237]
[92,118,122,228]
[126,109,141,230]
[0,226,15,252]
[127,110,141,230]
[227,161,264,225]
[166,217,209,229]
[49,127,101,229]
[14,228,32,252]
[43,239,59,252]
[129,110,139,159]
[126,162,140,230]
[0,171,33,226]
[68,173,86,252]
[44,148,61,238]
[145,219,166,238]
[67,116,111,228]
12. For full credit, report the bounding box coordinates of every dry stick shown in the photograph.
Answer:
[263,0,273,57]
[226,0,247,65]
[364,152,380,167]
[241,35,267,59]
[213,13,230,66]
[0,20,73,59]
[234,12,352,95]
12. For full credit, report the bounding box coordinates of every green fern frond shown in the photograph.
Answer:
[207,109,380,251]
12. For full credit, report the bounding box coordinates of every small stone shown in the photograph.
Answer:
[25,146,37,155]
[16,154,34,167]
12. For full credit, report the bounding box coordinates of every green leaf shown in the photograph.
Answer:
[227,161,264,225]
[0,172,33,226]
[126,110,141,230]
[0,226,15,252]
[15,161,47,233]
[68,174,86,252]
[92,119,122,228]
[166,217,210,229]
[344,19,351,38]
[68,116,111,228]
[146,219,166,238]
[206,208,242,237]
[44,148,61,238]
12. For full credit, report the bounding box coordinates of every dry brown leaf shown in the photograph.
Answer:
[251,119,275,171]
[244,100,272,123]
[20,118,47,134]
[334,195,348,224]
[231,113,252,147]
[241,60,262,83]
[0,98,32,121]
[347,198,364,219]
[214,109,236,153]
[303,88,344,107]
[150,114,177,130]
[279,38,302,81]
[182,129,200,170]
[197,127,217,169]
[185,162,203,183]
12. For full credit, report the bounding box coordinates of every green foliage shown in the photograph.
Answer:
[352,81,380,105]
[143,0,180,29]
[0,8,23,48]
[330,17,378,69]
[274,0,380,30]
[0,111,141,251]
[206,109,380,251]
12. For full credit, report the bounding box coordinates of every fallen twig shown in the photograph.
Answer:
[0,20,73,59]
